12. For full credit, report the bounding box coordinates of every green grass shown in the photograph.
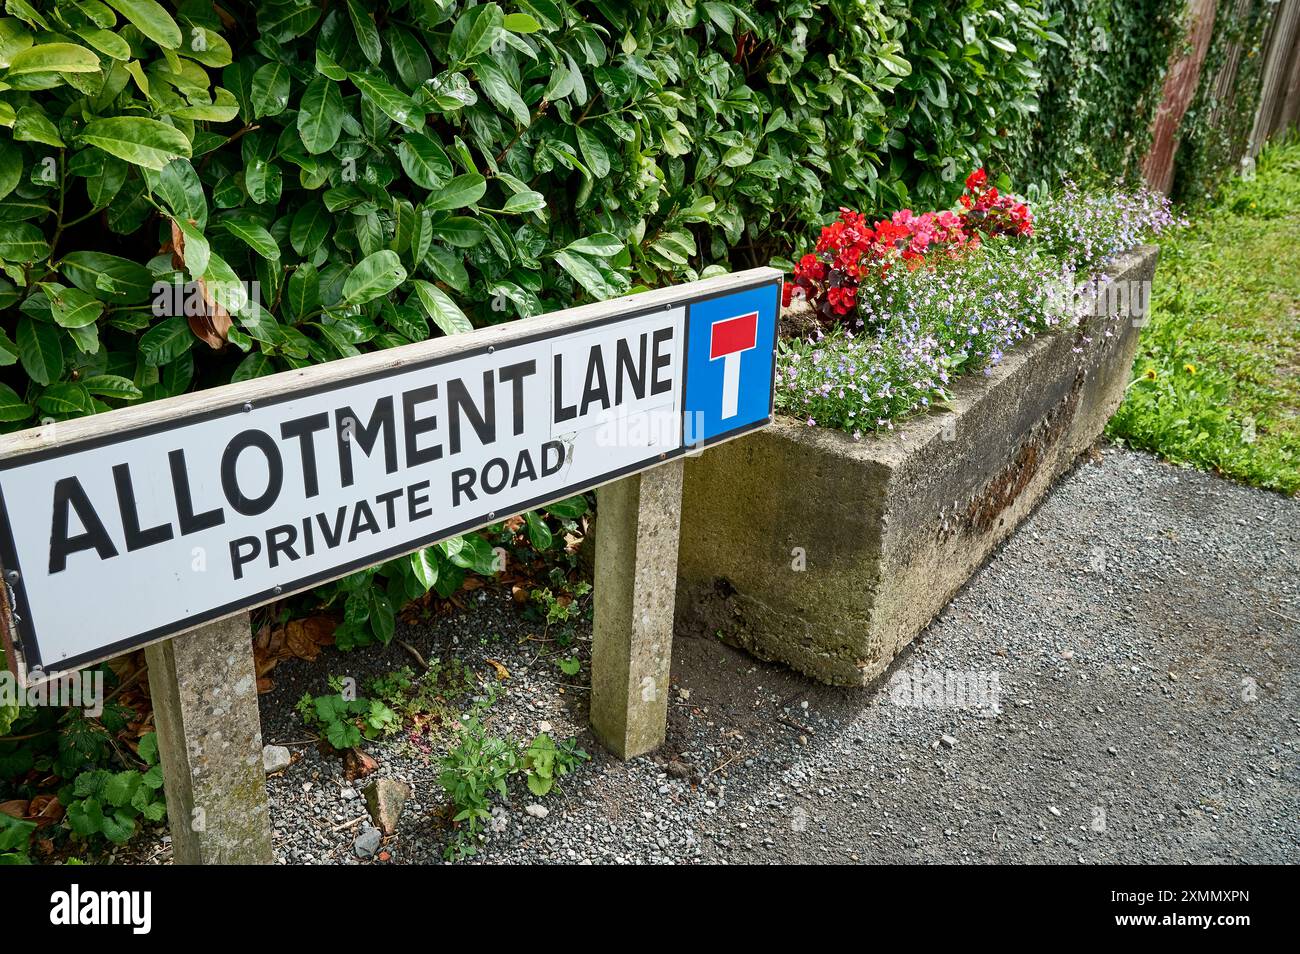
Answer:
[1107,138,1300,495]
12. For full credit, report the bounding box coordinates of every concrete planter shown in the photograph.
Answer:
[675,245,1159,686]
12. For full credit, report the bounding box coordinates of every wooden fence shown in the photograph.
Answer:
[1145,0,1300,192]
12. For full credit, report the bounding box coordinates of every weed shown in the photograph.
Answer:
[296,677,399,751]
[437,722,589,861]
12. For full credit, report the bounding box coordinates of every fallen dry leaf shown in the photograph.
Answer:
[484,658,510,682]
[27,794,63,828]
[252,616,337,692]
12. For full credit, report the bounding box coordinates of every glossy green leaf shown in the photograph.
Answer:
[17,317,63,386]
[103,0,182,48]
[0,382,32,422]
[5,41,100,75]
[221,217,280,260]
[79,117,191,171]
[411,280,472,336]
[409,549,438,589]
[346,0,382,65]
[348,71,419,127]
[343,250,407,305]
[47,286,104,328]
[251,61,291,117]
[397,133,453,190]
[449,3,503,64]
[297,76,345,154]
[81,374,143,400]
[425,173,486,211]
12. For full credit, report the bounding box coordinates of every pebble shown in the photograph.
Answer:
[262,745,291,774]
[353,827,382,858]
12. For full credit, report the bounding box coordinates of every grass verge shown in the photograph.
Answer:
[1107,138,1300,495]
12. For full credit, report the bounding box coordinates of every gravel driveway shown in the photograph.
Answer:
[170,445,1297,865]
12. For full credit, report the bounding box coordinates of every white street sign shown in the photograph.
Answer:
[0,269,780,683]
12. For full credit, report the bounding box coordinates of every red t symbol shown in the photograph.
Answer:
[709,312,758,419]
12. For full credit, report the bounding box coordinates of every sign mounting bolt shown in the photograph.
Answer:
[6,570,18,583]
[273,585,282,595]
[242,402,253,413]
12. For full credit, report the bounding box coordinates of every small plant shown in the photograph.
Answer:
[437,722,589,860]
[365,660,479,747]
[521,733,589,797]
[62,732,165,846]
[0,811,36,864]
[1,664,166,861]
[296,677,398,751]
[320,534,503,650]
[437,718,520,861]
[555,656,582,677]
[528,575,593,647]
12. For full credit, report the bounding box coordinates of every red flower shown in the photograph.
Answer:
[782,168,1032,328]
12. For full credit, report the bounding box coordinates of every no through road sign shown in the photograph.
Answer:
[0,269,780,683]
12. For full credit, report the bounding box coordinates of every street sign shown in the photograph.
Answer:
[0,268,780,684]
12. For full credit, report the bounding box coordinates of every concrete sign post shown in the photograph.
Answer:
[590,461,685,758]
[0,266,780,861]
[144,612,274,864]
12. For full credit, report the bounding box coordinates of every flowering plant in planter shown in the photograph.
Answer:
[775,173,1179,436]
[782,170,1033,325]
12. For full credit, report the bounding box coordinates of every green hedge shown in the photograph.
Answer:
[0,0,1071,427]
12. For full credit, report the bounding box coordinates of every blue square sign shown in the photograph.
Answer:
[683,282,780,446]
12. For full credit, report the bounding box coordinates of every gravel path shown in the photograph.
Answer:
[138,446,1298,864]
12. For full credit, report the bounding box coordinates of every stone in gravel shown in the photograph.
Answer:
[525,803,549,818]
[1048,806,1062,817]
[262,745,291,774]
[940,734,958,749]
[363,778,411,836]
[667,760,691,779]
[353,826,382,858]
[344,748,379,781]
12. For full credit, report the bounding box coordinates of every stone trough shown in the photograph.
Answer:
[674,245,1160,686]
